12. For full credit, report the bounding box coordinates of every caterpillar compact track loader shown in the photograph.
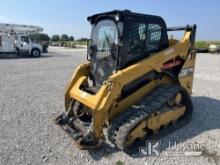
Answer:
[55,10,197,150]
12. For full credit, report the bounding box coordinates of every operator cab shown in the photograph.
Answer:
[87,10,169,90]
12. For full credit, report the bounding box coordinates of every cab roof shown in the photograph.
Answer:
[87,10,167,27]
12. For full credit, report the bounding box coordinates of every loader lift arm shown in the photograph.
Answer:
[167,25,197,46]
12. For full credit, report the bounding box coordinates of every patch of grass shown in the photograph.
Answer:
[195,41,220,49]
[74,40,87,46]
[103,152,113,159]
[200,148,220,165]
[115,160,125,165]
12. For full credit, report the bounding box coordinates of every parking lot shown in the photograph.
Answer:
[1,47,220,165]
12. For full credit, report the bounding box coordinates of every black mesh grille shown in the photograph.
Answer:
[146,24,162,52]
[128,23,147,54]
[128,23,161,55]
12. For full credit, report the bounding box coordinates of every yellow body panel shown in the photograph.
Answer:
[178,50,197,94]
[108,76,172,121]
[147,106,186,130]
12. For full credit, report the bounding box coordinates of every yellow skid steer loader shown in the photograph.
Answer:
[55,10,197,150]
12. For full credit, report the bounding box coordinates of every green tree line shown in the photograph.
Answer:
[195,41,220,49]
[51,34,75,42]
[28,33,77,42]
[29,33,50,42]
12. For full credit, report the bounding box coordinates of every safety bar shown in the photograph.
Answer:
[167,24,197,46]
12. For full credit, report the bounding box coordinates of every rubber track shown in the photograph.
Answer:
[107,84,185,149]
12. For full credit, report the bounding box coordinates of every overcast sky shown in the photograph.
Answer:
[0,0,219,40]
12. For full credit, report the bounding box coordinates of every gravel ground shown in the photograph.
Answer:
[0,47,220,165]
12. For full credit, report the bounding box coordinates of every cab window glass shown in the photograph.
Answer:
[21,36,29,43]
[146,24,162,52]
[127,23,162,56]
[128,23,147,54]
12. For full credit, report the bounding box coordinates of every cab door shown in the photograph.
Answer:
[20,36,32,52]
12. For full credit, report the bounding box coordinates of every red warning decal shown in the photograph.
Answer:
[162,60,182,69]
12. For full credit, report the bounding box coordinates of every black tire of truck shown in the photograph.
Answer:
[31,48,41,57]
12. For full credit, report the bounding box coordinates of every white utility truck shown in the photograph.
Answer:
[0,23,43,57]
